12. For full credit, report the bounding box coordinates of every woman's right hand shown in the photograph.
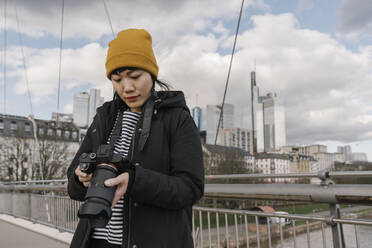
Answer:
[75,165,92,187]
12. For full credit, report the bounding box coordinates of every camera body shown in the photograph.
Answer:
[77,144,132,228]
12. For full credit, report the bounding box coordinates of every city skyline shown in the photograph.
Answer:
[0,0,371,159]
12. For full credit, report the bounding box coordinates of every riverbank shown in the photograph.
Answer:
[201,207,372,248]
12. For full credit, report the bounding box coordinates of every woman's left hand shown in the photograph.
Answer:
[104,172,129,208]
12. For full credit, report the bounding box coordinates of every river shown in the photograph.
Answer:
[268,224,372,248]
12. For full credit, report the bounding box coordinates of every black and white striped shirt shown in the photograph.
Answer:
[92,110,141,245]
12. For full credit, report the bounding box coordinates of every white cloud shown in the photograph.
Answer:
[63,101,73,114]
[3,0,265,42]
[337,0,372,41]
[2,43,111,104]
[161,13,372,144]
[3,9,372,145]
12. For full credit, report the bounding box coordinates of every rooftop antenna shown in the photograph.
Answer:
[251,68,257,153]
[3,0,7,114]
[56,0,65,127]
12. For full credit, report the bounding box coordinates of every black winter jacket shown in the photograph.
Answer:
[67,91,204,248]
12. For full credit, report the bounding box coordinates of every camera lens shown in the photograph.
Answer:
[78,163,118,228]
[80,163,89,172]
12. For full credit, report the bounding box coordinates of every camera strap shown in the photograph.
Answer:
[108,110,123,151]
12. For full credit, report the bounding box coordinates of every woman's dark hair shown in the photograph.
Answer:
[151,75,171,91]
[110,67,171,91]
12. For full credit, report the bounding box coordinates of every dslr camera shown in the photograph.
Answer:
[77,144,132,228]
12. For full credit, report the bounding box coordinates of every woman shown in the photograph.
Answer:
[67,29,204,248]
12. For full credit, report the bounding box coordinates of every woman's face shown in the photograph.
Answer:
[111,69,153,112]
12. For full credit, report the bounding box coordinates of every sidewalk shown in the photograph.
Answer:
[0,214,72,248]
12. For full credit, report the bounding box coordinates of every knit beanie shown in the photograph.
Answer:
[105,29,159,79]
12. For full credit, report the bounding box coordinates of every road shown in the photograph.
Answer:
[0,220,69,248]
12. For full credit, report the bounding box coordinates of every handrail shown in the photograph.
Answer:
[205,184,372,205]
[1,170,372,185]
[1,181,372,205]
[205,170,372,180]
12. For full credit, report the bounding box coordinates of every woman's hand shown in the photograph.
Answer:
[74,165,92,187]
[104,172,129,208]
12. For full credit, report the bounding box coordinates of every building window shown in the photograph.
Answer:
[64,130,70,139]
[0,119,4,129]
[56,129,62,138]
[25,123,31,133]
[10,121,17,130]
[47,128,54,136]
[72,131,78,140]
[39,128,44,135]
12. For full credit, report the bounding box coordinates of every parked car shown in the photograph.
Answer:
[270,211,292,225]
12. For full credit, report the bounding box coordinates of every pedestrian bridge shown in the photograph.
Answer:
[1,171,372,248]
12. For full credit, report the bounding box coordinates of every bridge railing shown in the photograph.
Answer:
[1,171,372,248]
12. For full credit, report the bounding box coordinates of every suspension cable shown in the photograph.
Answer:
[3,0,7,114]
[214,0,245,145]
[56,0,64,125]
[102,0,115,38]
[15,4,33,116]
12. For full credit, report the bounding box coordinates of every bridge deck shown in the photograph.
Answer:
[0,219,69,248]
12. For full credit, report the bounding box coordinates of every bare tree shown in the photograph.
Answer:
[214,149,248,175]
[0,136,32,181]
[33,138,70,180]
[0,134,70,181]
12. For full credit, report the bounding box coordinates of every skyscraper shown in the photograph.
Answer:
[205,103,234,144]
[337,145,352,161]
[73,89,104,128]
[251,72,286,152]
[88,88,105,126]
[73,92,89,127]
[192,107,202,131]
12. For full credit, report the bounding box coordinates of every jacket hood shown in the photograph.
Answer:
[95,90,190,151]
[156,91,188,112]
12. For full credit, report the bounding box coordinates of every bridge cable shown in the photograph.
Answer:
[56,0,65,126]
[214,0,245,145]
[3,0,7,114]
[102,0,115,38]
[15,3,34,116]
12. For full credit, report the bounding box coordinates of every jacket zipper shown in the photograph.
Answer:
[96,112,104,143]
[127,118,140,248]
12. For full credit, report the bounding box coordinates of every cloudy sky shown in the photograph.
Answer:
[0,0,371,159]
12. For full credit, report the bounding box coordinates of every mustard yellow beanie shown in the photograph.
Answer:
[105,29,159,79]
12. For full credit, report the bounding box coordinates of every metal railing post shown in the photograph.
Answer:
[28,192,32,220]
[329,203,341,248]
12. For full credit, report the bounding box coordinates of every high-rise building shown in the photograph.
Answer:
[221,128,253,154]
[73,89,104,128]
[256,93,286,152]
[205,103,234,144]
[192,107,202,131]
[337,145,352,161]
[88,89,105,126]
[251,72,286,153]
[73,92,89,127]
